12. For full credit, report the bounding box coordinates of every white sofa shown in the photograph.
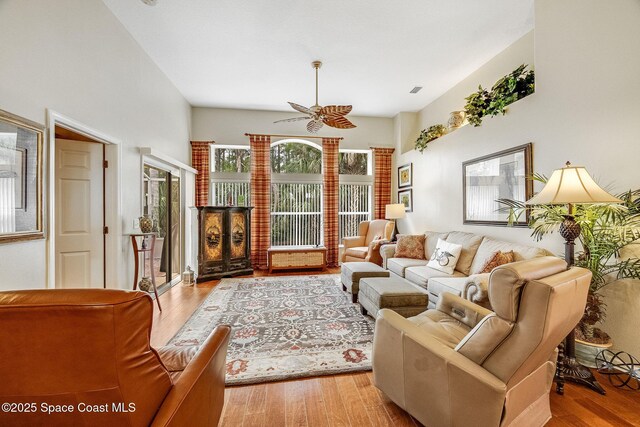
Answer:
[380,231,551,309]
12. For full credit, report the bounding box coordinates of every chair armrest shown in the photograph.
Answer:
[464,273,491,308]
[373,310,506,427]
[436,292,492,329]
[151,325,231,427]
[380,244,397,269]
[342,235,366,249]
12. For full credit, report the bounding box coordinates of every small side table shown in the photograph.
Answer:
[130,233,161,311]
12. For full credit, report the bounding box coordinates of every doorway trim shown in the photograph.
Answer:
[46,110,122,289]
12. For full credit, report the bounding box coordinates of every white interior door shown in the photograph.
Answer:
[55,139,104,288]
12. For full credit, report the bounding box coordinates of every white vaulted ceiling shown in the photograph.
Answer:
[102,0,534,117]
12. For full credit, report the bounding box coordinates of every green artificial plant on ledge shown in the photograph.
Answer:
[464,64,535,127]
[414,124,447,153]
[498,175,640,345]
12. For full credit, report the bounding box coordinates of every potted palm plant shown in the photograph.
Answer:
[499,177,640,366]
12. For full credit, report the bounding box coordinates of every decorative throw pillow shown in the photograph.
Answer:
[427,238,463,275]
[480,250,516,274]
[394,234,426,259]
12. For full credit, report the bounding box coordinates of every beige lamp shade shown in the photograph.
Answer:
[385,203,406,219]
[526,162,622,205]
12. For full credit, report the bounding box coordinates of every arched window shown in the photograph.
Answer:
[270,140,323,247]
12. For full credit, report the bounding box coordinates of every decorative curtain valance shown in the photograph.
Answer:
[322,137,340,267]
[190,141,213,207]
[372,147,395,220]
[249,134,272,269]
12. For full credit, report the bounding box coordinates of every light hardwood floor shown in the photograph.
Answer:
[151,272,640,427]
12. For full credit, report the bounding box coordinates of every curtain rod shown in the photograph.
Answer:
[244,133,344,140]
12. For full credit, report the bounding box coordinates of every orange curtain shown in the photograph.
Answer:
[322,137,340,267]
[249,134,271,269]
[372,147,395,219]
[191,141,212,207]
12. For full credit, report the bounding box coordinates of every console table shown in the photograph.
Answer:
[268,246,327,274]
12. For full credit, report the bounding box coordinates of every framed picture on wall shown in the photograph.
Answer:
[462,143,533,226]
[398,189,413,212]
[397,163,412,188]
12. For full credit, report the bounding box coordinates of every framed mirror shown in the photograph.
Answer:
[0,109,44,243]
[463,143,533,226]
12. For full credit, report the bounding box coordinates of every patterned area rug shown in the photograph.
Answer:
[167,274,375,385]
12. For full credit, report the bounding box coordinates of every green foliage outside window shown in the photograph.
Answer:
[212,148,250,173]
[271,143,322,174]
[339,152,369,175]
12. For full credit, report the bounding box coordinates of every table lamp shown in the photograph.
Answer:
[385,203,406,241]
[526,161,622,395]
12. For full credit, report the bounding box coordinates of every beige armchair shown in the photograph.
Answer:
[372,256,591,427]
[341,219,394,265]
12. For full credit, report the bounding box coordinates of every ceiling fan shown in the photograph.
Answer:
[274,61,356,133]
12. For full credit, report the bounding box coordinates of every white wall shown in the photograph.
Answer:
[394,0,640,257]
[0,0,192,290]
[192,107,394,150]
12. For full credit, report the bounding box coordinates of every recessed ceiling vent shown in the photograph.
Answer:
[141,0,158,6]
[409,86,423,94]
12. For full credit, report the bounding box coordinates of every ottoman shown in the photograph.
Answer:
[358,276,429,318]
[341,262,390,303]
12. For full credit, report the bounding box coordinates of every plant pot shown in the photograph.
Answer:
[447,110,466,130]
[575,338,613,368]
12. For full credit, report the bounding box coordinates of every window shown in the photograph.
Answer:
[270,140,323,247]
[339,149,373,242]
[210,145,251,206]
[339,151,370,175]
[271,141,322,174]
[210,143,372,247]
[212,146,250,173]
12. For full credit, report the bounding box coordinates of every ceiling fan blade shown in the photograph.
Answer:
[320,105,353,118]
[307,120,323,133]
[288,102,313,115]
[274,116,310,123]
[323,116,356,129]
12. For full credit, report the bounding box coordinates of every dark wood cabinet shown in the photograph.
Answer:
[191,206,253,282]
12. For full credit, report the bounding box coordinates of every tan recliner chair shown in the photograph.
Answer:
[372,256,591,427]
[0,289,230,427]
[342,219,394,265]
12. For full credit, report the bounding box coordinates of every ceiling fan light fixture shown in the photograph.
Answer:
[274,61,356,133]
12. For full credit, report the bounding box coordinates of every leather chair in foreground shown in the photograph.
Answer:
[341,219,394,265]
[0,289,230,427]
[372,256,591,427]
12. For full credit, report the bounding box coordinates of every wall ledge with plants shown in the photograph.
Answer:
[414,64,535,153]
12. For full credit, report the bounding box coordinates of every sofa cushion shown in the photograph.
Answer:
[444,231,484,276]
[424,231,450,259]
[345,246,368,259]
[427,238,463,275]
[470,237,550,275]
[394,234,426,259]
[359,277,429,308]
[428,276,471,299]
[408,309,471,348]
[404,265,465,288]
[479,250,516,274]
[387,258,429,277]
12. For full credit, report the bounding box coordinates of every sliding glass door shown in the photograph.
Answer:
[143,164,182,290]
